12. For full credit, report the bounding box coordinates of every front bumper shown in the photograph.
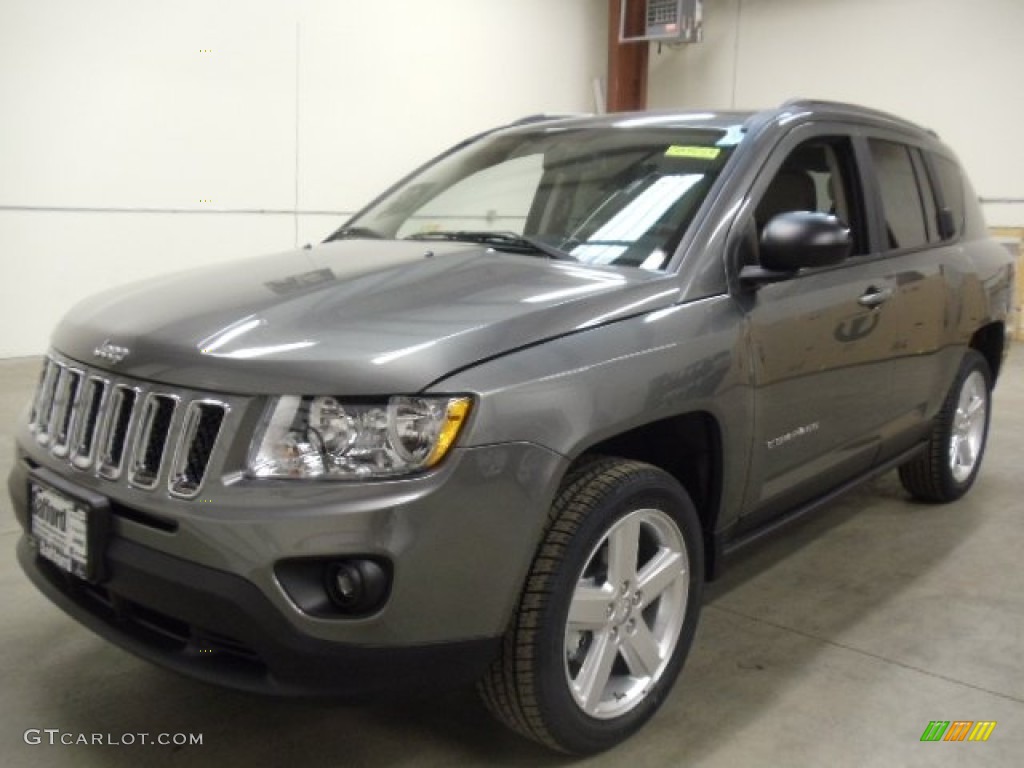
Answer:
[10,436,566,695]
[16,533,498,696]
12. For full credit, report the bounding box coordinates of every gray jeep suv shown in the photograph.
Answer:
[9,100,1014,753]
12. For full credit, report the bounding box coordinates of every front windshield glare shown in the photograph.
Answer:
[340,126,736,271]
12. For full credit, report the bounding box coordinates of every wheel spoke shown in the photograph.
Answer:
[958,436,976,467]
[568,584,612,628]
[575,630,619,715]
[620,620,662,678]
[636,550,685,607]
[966,396,984,419]
[607,516,641,587]
[955,407,968,429]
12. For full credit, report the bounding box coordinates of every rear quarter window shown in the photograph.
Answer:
[930,154,967,239]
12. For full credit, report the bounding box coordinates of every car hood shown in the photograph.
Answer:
[52,240,680,395]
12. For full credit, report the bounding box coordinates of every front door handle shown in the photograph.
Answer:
[858,287,893,308]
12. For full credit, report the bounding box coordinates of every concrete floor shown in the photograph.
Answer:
[1,354,1022,768]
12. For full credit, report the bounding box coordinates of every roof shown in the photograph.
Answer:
[508,110,754,132]
[510,99,937,140]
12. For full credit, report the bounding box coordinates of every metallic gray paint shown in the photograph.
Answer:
[10,102,1016,668]
[51,241,677,395]
[13,428,566,644]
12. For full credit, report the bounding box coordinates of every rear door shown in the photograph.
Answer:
[860,136,961,461]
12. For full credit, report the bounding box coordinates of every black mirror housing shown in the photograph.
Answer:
[760,211,853,272]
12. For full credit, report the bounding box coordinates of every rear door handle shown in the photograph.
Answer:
[858,287,893,308]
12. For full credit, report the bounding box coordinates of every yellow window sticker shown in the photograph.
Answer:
[664,145,721,160]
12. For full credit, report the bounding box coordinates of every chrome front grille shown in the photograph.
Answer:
[169,401,227,497]
[50,366,83,457]
[130,393,178,489]
[32,362,61,446]
[71,376,108,469]
[29,355,229,498]
[98,385,138,479]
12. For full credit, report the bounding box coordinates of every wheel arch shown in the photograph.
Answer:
[571,411,724,580]
[968,322,1006,383]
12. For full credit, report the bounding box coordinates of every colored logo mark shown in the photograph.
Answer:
[920,721,997,742]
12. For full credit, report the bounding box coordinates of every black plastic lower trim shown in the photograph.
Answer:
[16,534,500,698]
[716,441,927,565]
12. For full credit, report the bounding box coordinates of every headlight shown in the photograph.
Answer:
[248,395,472,479]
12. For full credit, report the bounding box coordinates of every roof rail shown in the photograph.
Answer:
[780,98,938,137]
[510,113,591,126]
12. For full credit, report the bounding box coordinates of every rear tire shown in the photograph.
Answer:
[899,350,992,502]
[478,457,704,754]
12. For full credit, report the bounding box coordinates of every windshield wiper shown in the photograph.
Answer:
[325,226,385,242]
[405,230,575,261]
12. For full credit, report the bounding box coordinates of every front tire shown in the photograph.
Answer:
[478,457,704,754]
[899,350,992,502]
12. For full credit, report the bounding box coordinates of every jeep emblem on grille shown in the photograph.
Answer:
[93,340,130,364]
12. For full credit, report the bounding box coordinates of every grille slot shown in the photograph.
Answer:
[29,358,55,431]
[98,386,139,479]
[169,401,227,498]
[33,360,61,445]
[129,394,178,489]
[28,353,230,498]
[51,368,83,457]
[71,377,108,469]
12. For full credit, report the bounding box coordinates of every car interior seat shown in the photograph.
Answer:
[755,169,819,235]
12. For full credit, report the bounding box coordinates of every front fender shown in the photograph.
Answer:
[431,295,753,529]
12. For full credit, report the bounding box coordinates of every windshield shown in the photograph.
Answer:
[335,124,739,271]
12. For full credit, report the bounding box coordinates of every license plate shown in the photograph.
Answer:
[30,482,90,580]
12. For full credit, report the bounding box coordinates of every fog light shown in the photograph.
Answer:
[325,559,388,614]
[330,563,363,606]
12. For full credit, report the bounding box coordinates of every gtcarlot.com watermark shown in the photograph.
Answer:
[24,729,202,747]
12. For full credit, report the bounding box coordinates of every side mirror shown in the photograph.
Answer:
[761,211,852,270]
[740,211,852,286]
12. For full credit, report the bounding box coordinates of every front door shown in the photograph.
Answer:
[735,128,900,525]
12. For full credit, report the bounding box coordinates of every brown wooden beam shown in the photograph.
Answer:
[607,0,648,112]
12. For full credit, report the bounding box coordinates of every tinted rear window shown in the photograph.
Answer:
[930,154,966,239]
[869,139,929,251]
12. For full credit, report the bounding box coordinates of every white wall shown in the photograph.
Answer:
[648,0,1024,228]
[0,0,607,358]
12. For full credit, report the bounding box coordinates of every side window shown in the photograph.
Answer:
[868,139,930,251]
[930,154,966,239]
[910,149,940,244]
[753,136,867,257]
